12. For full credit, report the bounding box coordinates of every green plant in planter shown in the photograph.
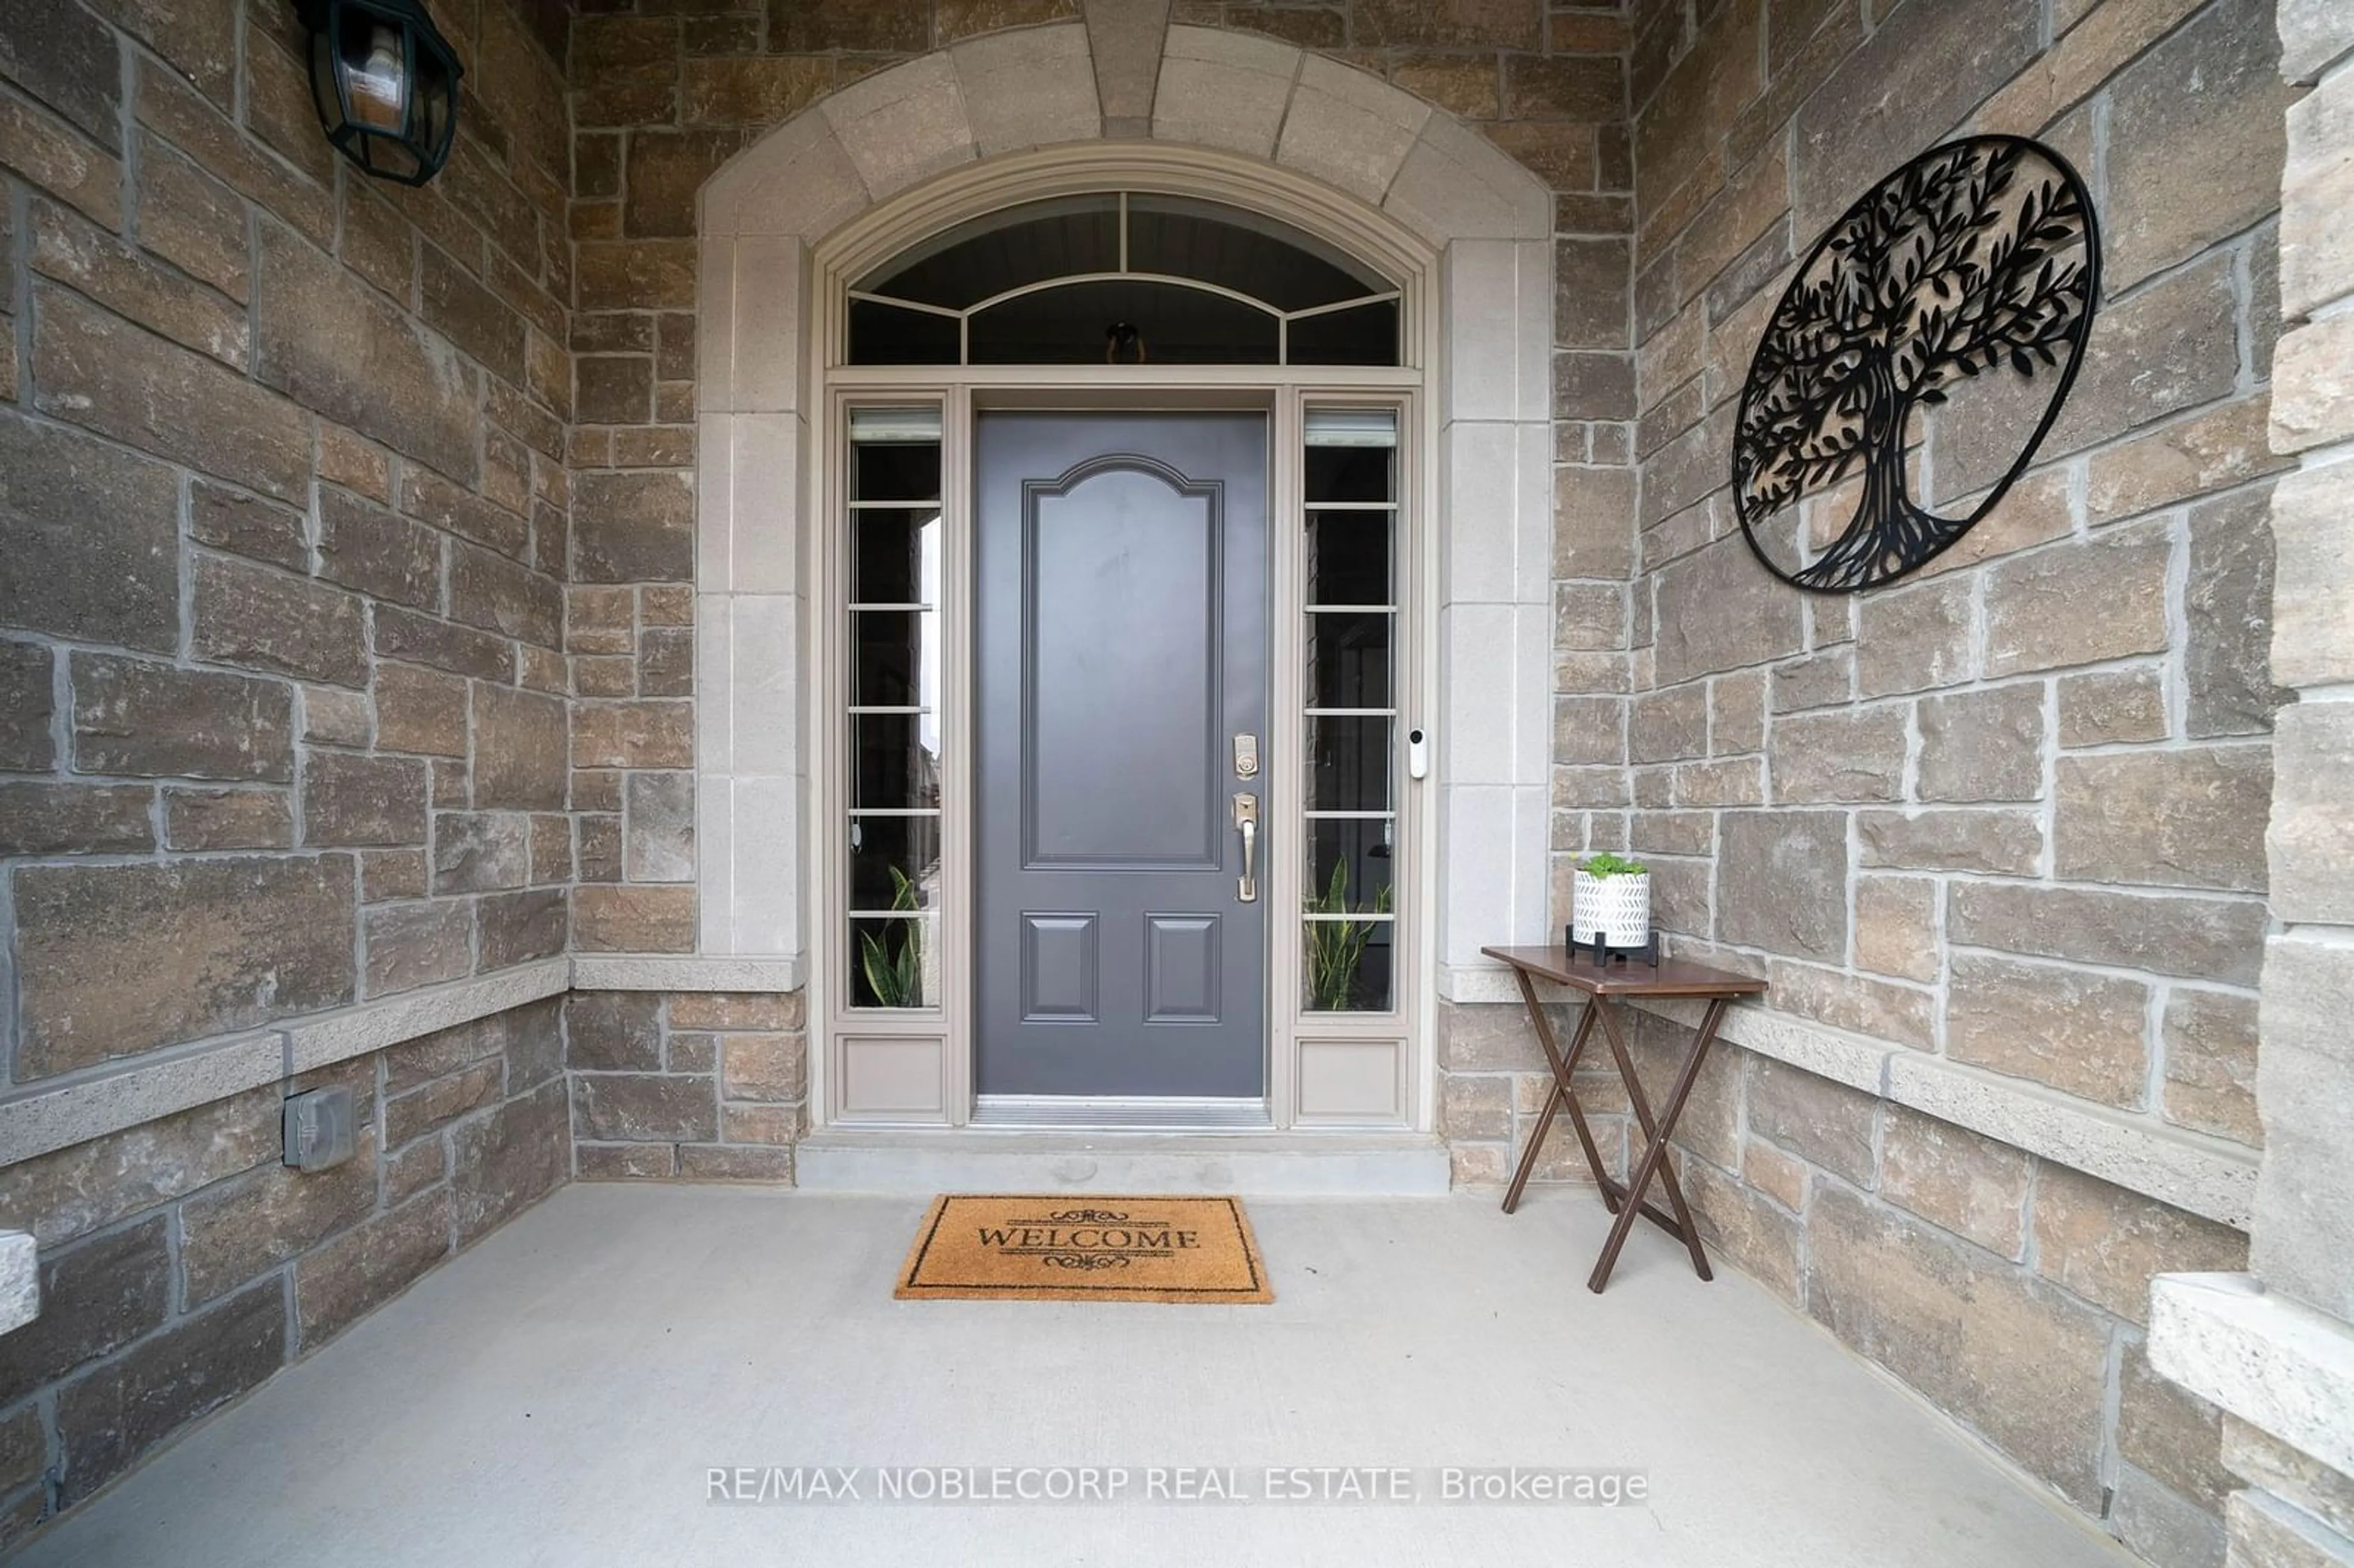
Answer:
[858,866,923,1008]
[1306,859,1393,1011]
[1578,852,1650,878]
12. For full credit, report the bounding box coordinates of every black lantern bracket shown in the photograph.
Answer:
[300,0,464,188]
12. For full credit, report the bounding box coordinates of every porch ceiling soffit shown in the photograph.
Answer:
[698,23,1551,249]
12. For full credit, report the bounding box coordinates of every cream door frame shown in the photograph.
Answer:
[812,382,1434,1134]
[806,157,1440,1133]
[699,116,1559,1138]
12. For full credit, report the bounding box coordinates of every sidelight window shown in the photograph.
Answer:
[1300,406,1400,1013]
[846,193,1402,368]
[845,406,945,1010]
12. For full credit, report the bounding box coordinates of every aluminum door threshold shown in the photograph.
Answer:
[969,1094,1271,1130]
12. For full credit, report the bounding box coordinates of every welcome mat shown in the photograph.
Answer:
[895,1195,1273,1304]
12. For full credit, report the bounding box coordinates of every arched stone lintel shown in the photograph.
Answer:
[701,23,1550,249]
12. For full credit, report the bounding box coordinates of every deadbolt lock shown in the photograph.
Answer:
[1233,733,1259,779]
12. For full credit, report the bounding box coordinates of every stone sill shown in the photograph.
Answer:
[0,1232,34,1336]
[1,951,2255,1240]
[1623,996,2258,1230]
[0,954,816,1168]
[0,959,569,1167]
[2150,1273,2354,1477]
[570,954,804,992]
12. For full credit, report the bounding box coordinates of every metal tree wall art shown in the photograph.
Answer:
[1733,135,2101,592]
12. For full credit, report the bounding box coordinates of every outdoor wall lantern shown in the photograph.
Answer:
[299,0,463,187]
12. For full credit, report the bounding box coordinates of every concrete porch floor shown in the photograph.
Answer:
[15,1186,2130,1568]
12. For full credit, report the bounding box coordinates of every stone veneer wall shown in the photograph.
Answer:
[0,0,1618,1527]
[0,0,576,1083]
[2157,4,2354,1567]
[0,0,577,1543]
[0,999,567,1544]
[558,0,1639,956]
[0,0,2332,1561]
[565,989,807,1178]
[1433,1,2290,1565]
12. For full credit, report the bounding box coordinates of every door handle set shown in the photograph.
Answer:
[1231,792,1259,902]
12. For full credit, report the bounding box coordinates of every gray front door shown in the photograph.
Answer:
[975,412,1269,1100]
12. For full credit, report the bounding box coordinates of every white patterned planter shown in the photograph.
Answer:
[1571,870,1651,950]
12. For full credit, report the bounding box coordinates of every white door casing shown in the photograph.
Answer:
[694,26,1557,1132]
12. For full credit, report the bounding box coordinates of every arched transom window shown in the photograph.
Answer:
[846,192,1403,367]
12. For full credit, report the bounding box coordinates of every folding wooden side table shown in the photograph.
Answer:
[1480,945,1768,1294]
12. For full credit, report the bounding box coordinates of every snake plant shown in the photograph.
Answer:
[1305,859,1392,1011]
[858,866,922,1008]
